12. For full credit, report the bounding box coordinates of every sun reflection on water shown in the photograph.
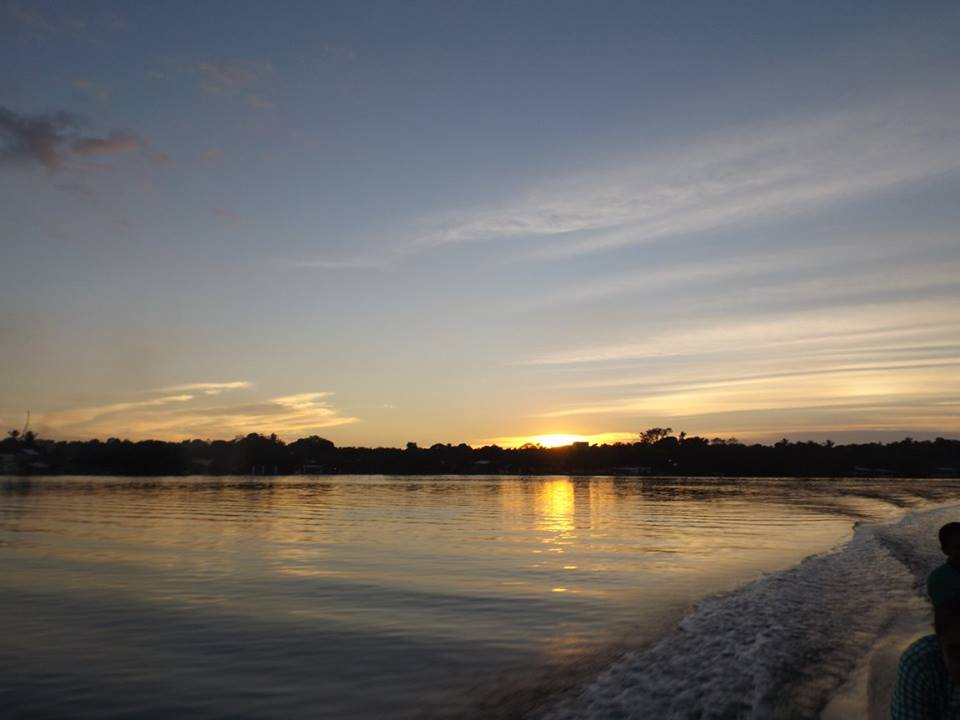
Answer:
[536,478,576,533]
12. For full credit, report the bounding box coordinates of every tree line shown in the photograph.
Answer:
[2,428,958,477]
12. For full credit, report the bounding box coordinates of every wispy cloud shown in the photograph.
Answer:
[38,394,196,429]
[561,352,960,394]
[540,362,960,419]
[534,231,957,308]
[33,386,358,440]
[288,91,960,273]
[157,381,252,395]
[523,295,960,441]
[412,95,960,259]
[518,296,960,366]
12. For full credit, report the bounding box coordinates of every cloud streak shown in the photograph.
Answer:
[413,95,960,259]
[38,394,196,428]
[524,296,960,441]
[290,92,960,272]
[33,386,358,440]
[518,296,960,366]
[533,230,958,309]
[157,381,252,395]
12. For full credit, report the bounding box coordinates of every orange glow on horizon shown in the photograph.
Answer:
[530,433,585,448]
[476,432,639,449]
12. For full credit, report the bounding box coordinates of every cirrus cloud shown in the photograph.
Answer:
[157,381,252,396]
[30,384,358,440]
[415,95,960,260]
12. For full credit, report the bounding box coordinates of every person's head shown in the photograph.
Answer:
[939,522,960,561]
[935,598,960,682]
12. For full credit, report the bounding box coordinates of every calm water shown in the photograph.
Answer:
[1,475,958,719]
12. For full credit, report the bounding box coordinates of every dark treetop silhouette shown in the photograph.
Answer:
[2,429,958,477]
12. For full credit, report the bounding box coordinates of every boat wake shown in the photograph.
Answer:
[531,503,959,720]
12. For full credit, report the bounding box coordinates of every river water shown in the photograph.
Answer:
[1,475,958,719]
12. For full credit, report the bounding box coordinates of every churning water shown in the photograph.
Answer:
[1,475,958,719]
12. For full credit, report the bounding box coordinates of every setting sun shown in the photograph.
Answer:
[529,434,585,448]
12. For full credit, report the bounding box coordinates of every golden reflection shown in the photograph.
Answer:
[535,478,575,533]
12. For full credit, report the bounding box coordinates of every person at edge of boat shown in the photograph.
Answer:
[891,597,960,719]
[929,523,960,608]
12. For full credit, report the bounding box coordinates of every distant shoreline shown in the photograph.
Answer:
[2,431,958,479]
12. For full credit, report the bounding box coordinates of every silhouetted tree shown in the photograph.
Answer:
[640,427,673,444]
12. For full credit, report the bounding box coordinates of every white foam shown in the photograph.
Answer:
[535,505,960,720]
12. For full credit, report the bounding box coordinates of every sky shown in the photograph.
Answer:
[1,0,959,447]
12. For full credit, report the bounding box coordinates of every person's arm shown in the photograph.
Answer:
[891,642,936,720]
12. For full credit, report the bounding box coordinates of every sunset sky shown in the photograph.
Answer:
[2,1,959,446]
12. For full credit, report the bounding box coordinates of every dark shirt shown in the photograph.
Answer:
[891,635,960,719]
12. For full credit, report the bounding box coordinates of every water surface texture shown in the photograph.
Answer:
[1,475,958,719]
